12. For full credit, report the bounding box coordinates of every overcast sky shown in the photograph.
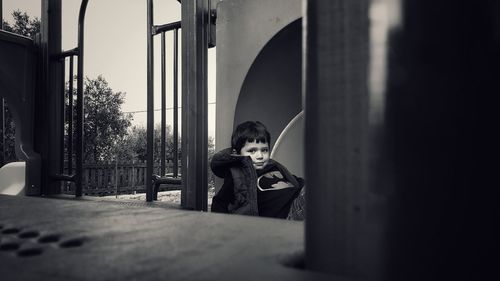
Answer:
[2,0,216,137]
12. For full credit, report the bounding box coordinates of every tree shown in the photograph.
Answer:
[119,125,148,162]
[1,106,17,162]
[120,124,181,164]
[67,75,132,163]
[2,10,40,39]
[208,135,215,159]
[1,11,40,164]
[120,125,214,164]
[120,125,215,182]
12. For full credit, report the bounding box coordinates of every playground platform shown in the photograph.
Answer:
[0,195,338,281]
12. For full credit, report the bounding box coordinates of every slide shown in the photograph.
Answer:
[271,111,304,178]
[0,30,41,195]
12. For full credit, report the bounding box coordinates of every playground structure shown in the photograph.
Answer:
[216,0,304,177]
[0,29,40,195]
[0,0,498,281]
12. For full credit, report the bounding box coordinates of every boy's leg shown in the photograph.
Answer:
[153,182,158,200]
[287,186,306,221]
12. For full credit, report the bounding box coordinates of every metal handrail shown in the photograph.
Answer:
[51,0,181,199]
[50,0,88,194]
[51,47,79,60]
[153,21,181,35]
[51,52,77,184]
[147,0,182,202]
[75,0,89,197]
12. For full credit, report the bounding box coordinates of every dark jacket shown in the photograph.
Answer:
[210,148,302,216]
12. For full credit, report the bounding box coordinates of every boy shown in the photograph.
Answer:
[210,121,305,220]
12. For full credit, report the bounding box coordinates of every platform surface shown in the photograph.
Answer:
[0,195,338,281]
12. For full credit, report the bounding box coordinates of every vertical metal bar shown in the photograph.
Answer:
[60,59,66,174]
[146,0,154,202]
[161,31,166,177]
[1,99,4,165]
[40,0,63,195]
[181,0,208,211]
[114,159,118,198]
[0,0,4,166]
[68,55,74,174]
[76,0,89,197]
[173,28,179,178]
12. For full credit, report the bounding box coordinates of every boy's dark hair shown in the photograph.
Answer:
[231,121,271,153]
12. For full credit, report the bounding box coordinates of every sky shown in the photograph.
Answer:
[2,0,217,137]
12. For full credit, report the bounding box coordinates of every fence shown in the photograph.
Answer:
[64,161,182,196]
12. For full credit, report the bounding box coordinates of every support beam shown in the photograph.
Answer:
[75,0,89,197]
[68,56,74,175]
[305,0,374,277]
[38,0,63,195]
[181,0,208,211]
[1,99,4,166]
[161,32,166,177]
[305,0,498,280]
[146,0,154,202]
[173,28,179,178]
[0,0,4,166]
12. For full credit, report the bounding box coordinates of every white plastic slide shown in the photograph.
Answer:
[271,111,304,178]
[0,162,26,195]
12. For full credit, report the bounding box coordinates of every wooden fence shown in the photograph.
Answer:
[64,161,182,196]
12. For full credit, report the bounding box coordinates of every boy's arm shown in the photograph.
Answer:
[210,175,235,213]
[210,148,245,178]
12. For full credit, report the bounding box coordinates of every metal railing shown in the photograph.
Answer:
[51,0,89,197]
[49,0,182,201]
[146,0,182,202]
[2,0,182,200]
[154,21,181,180]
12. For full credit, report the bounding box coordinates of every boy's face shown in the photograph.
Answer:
[239,140,270,170]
